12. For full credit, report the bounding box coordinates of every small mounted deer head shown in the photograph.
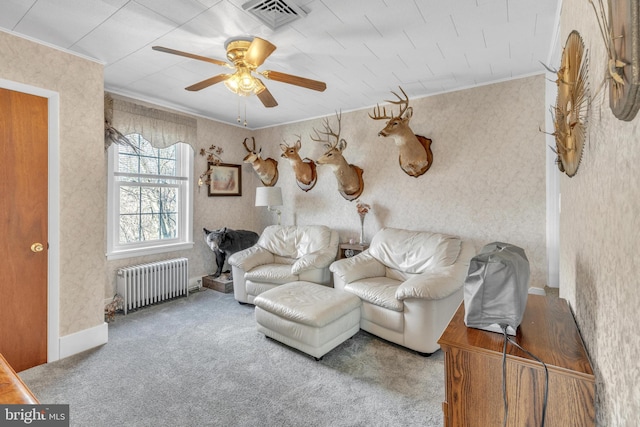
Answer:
[312,111,364,201]
[280,135,317,192]
[242,137,279,186]
[370,86,433,177]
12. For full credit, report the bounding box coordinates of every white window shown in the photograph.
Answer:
[107,134,193,260]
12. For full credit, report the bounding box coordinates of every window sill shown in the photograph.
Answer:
[106,242,194,261]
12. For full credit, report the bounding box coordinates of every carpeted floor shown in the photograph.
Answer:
[20,288,445,427]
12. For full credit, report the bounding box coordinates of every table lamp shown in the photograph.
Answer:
[255,186,283,225]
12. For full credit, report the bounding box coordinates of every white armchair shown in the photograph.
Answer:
[228,225,339,304]
[330,227,475,355]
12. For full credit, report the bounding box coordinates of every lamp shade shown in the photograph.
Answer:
[255,186,282,207]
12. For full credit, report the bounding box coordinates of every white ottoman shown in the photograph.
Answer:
[253,281,362,360]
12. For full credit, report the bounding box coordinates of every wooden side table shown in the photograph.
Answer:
[338,243,368,259]
[438,295,595,426]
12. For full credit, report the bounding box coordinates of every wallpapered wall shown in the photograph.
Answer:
[0,30,105,337]
[559,0,640,424]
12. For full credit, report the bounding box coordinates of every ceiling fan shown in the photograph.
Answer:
[152,36,326,108]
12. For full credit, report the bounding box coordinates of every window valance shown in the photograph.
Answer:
[106,94,197,148]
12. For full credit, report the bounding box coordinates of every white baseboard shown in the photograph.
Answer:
[59,322,108,359]
[528,286,546,296]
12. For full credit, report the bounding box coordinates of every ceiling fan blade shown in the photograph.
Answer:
[245,37,277,68]
[152,46,230,68]
[261,70,327,92]
[256,85,278,108]
[185,74,232,91]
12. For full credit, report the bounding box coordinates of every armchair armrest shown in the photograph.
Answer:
[228,246,275,272]
[292,246,338,274]
[394,267,462,301]
[396,239,475,300]
[329,252,386,284]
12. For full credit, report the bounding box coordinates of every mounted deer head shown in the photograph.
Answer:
[280,135,317,192]
[242,137,279,186]
[312,111,364,201]
[369,86,433,177]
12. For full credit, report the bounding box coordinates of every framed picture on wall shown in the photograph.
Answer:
[207,163,242,197]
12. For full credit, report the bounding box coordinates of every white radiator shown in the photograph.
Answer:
[116,258,189,314]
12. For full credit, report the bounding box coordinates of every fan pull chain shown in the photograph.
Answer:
[235,97,248,127]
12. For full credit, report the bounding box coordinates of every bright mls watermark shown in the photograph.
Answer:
[0,405,69,426]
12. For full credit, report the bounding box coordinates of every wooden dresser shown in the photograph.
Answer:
[0,353,39,404]
[438,295,595,426]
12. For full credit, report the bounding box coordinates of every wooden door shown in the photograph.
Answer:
[0,88,49,372]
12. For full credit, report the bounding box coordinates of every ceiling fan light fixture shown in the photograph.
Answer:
[224,75,239,93]
[239,70,256,92]
[224,69,258,96]
[154,34,324,109]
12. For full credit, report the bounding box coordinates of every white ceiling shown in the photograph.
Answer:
[0,0,560,129]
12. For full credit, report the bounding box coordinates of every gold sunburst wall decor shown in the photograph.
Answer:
[552,30,590,178]
[589,0,640,121]
[609,0,640,120]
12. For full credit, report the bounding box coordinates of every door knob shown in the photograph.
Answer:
[30,243,44,253]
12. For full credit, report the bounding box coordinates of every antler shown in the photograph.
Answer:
[368,86,410,120]
[280,134,302,152]
[242,136,256,153]
[387,86,410,117]
[311,111,342,149]
[369,104,393,120]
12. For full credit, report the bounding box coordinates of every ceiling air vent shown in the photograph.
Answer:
[242,0,307,30]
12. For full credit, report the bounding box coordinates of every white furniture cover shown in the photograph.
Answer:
[330,227,475,354]
[228,225,339,304]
